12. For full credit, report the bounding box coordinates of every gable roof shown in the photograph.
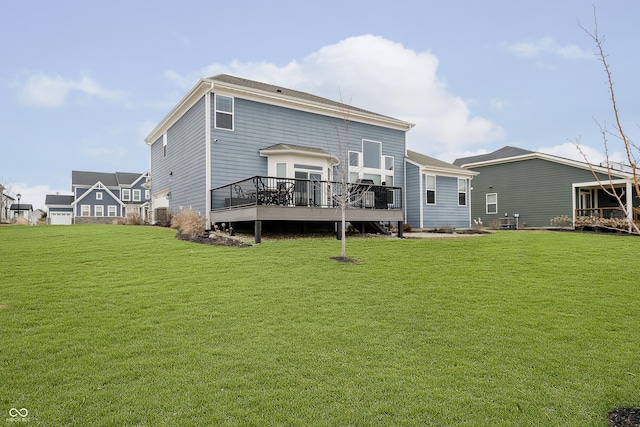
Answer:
[406,150,478,177]
[72,170,147,188]
[10,204,33,211]
[452,145,634,179]
[45,194,74,206]
[145,74,415,145]
[452,146,534,166]
[71,181,126,207]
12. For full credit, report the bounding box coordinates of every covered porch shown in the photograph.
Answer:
[210,176,404,243]
[572,179,640,231]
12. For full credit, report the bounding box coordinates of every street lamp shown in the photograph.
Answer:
[16,193,21,218]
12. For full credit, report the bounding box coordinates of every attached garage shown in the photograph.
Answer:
[49,211,73,225]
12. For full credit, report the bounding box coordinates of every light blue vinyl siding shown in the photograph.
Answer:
[151,96,207,215]
[421,175,470,228]
[210,96,406,190]
[405,162,421,228]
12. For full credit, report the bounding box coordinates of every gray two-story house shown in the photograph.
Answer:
[145,74,419,241]
[46,170,151,224]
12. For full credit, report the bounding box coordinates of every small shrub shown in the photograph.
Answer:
[127,213,143,225]
[489,219,501,230]
[550,215,573,228]
[436,224,454,234]
[113,217,127,225]
[171,208,205,238]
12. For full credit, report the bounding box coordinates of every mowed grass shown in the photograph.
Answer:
[1,225,639,426]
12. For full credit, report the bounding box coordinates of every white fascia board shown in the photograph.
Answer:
[405,158,478,178]
[572,178,633,189]
[145,80,212,145]
[71,182,126,207]
[461,152,633,179]
[210,79,415,132]
[259,147,339,163]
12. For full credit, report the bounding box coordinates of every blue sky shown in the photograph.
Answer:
[2,0,639,209]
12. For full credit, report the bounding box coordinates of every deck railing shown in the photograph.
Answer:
[575,207,639,229]
[211,176,402,211]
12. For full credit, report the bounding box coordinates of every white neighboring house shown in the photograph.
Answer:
[0,185,15,223]
[10,203,33,222]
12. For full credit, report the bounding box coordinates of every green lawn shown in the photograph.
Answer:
[1,225,638,426]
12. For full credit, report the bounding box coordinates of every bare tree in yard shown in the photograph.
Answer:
[576,10,640,234]
[330,99,370,262]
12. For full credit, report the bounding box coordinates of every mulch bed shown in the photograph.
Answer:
[609,408,640,427]
[176,232,252,247]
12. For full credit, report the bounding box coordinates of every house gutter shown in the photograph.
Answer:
[205,81,213,229]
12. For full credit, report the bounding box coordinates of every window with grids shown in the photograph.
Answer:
[215,95,233,130]
[425,175,436,204]
[458,179,467,206]
[486,193,498,214]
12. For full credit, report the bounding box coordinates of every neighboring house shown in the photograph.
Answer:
[405,150,478,229]
[45,194,74,225]
[0,186,14,223]
[145,74,416,241]
[45,171,150,225]
[453,146,639,229]
[10,203,33,220]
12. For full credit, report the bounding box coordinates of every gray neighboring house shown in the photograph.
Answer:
[145,74,416,241]
[405,150,478,229]
[45,170,151,225]
[454,146,639,228]
[45,194,75,225]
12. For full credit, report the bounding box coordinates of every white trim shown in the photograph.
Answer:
[205,87,212,229]
[459,152,633,179]
[214,94,234,131]
[404,158,478,178]
[145,78,414,145]
[71,182,126,208]
[425,174,436,205]
[486,193,498,214]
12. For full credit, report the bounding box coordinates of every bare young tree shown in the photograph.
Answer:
[576,10,640,234]
[330,98,371,261]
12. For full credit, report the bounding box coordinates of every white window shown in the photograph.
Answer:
[349,151,360,167]
[163,133,167,158]
[458,179,467,206]
[133,189,141,202]
[96,192,103,200]
[215,95,233,130]
[384,156,394,171]
[81,205,90,216]
[486,193,498,214]
[425,175,436,205]
[144,190,149,200]
[122,189,131,201]
[108,205,117,217]
[363,140,381,169]
[95,205,104,217]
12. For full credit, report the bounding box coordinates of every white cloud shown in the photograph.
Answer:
[502,37,593,60]
[165,34,504,157]
[16,72,126,108]
[535,141,629,165]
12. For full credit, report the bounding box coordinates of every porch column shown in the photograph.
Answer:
[255,220,262,244]
[627,181,633,232]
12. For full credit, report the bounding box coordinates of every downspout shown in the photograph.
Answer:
[205,83,213,229]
